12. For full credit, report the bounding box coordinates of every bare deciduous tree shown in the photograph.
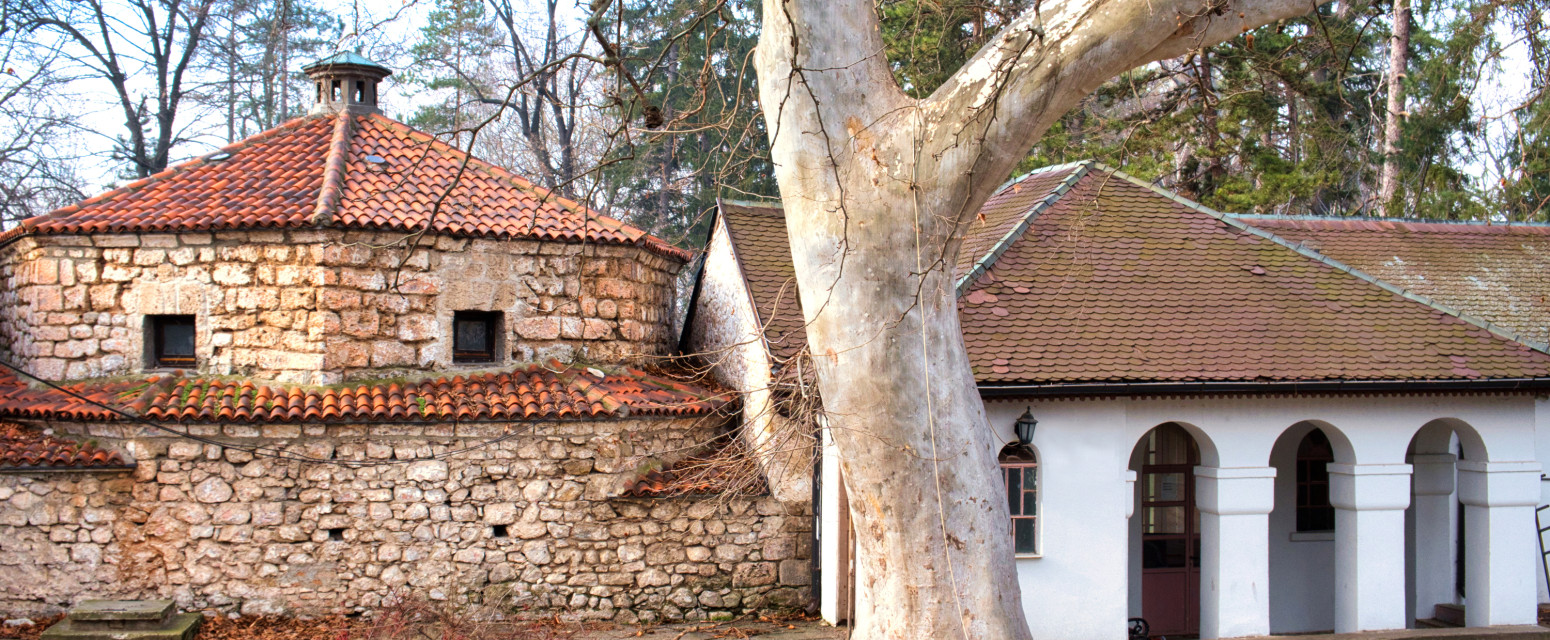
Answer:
[489,0,592,198]
[21,0,218,178]
[0,10,85,222]
[752,0,1333,637]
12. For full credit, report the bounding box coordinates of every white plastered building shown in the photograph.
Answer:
[683,162,1550,639]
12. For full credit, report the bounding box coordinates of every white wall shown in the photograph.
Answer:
[682,214,809,501]
[1266,421,1335,633]
[1535,396,1550,603]
[978,393,1539,640]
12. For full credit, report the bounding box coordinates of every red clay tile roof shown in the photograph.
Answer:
[2,112,689,262]
[1231,215,1550,348]
[0,369,139,421]
[710,162,1550,387]
[0,362,728,424]
[619,436,766,498]
[719,201,808,363]
[0,422,132,471]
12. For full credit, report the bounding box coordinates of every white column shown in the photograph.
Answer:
[1331,463,1412,632]
[1411,453,1457,618]
[819,424,852,625]
[1458,460,1541,627]
[1196,466,1276,639]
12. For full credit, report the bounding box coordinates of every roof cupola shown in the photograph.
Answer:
[302,52,392,115]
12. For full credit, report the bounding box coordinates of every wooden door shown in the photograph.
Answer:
[1140,423,1201,637]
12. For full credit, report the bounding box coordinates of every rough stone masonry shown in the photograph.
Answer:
[0,417,814,621]
[0,229,680,386]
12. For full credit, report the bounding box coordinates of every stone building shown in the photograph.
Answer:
[0,54,811,620]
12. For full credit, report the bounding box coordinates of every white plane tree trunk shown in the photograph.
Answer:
[754,1,1330,637]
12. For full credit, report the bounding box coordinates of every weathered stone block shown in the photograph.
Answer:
[370,341,415,367]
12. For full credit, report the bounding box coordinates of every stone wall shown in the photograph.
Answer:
[0,230,682,385]
[0,417,813,621]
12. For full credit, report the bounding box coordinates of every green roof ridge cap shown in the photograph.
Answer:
[955,160,1093,296]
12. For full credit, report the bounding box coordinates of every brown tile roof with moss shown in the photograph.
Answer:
[719,201,809,363]
[1232,215,1550,347]
[712,163,1550,386]
[0,422,133,471]
[960,166,1550,383]
[0,111,690,262]
[0,362,730,424]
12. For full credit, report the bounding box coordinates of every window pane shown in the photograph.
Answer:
[1014,518,1036,554]
[1023,491,1037,516]
[455,319,488,352]
[1142,538,1187,568]
[1023,467,1037,492]
[161,323,195,357]
[1144,506,1186,534]
[1145,473,1186,502]
[1005,468,1021,515]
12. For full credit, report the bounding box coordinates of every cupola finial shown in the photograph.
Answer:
[302,52,392,115]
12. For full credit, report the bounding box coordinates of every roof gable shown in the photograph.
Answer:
[6,112,688,261]
[718,200,808,363]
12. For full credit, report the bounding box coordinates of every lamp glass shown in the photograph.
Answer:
[1014,408,1038,445]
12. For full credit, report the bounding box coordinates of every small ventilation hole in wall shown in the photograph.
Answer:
[328,528,346,541]
[492,525,508,538]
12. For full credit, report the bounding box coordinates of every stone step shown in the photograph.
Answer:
[42,601,199,640]
[66,601,175,630]
[41,613,200,640]
[1434,603,1466,627]
[1414,618,1458,629]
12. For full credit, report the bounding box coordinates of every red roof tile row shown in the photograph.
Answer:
[0,362,729,424]
[1,112,690,262]
[0,422,132,471]
[619,436,766,498]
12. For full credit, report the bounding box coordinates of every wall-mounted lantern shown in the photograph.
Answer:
[1014,407,1038,446]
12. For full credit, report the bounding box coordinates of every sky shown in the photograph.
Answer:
[30,0,1545,207]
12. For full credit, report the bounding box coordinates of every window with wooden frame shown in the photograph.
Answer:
[1296,429,1336,532]
[452,311,500,363]
[148,315,197,369]
[1000,444,1039,555]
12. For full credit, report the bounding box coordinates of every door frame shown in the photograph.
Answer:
[1138,423,1202,637]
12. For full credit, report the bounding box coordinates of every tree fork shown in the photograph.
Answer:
[755,0,1333,637]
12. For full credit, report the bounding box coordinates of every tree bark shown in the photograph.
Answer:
[1377,0,1410,216]
[753,0,1331,636]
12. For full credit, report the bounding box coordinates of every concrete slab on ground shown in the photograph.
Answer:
[1239,625,1550,640]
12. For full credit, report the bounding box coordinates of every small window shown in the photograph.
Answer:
[1296,429,1336,532]
[1000,444,1038,555]
[452,311,500,363]
[148,315,196,369]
